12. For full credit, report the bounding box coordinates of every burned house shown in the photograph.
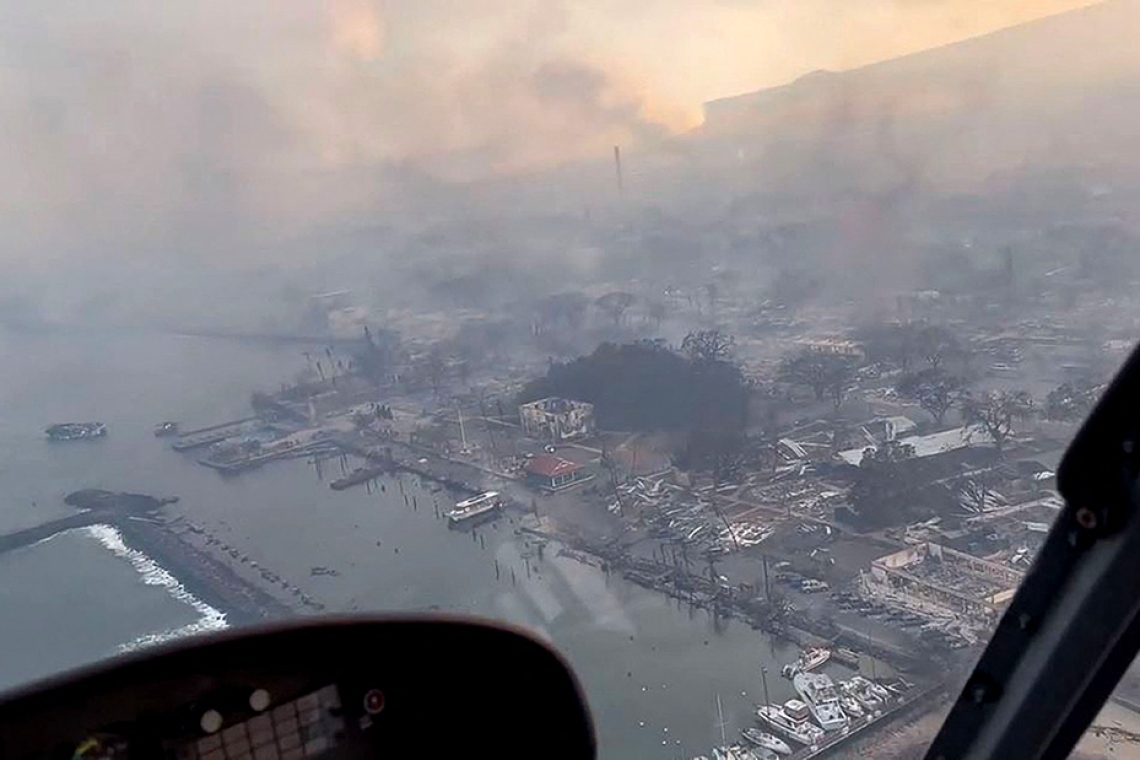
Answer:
[518,397,595,441]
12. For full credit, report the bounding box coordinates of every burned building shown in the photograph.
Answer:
[863,542,1023,625]
[518,397,595,441]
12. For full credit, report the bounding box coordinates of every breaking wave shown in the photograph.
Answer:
[83,524,228,652]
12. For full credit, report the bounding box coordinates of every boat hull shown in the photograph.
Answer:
[446,503,500,525]
[755,707,822,746]
[45,422,107,442]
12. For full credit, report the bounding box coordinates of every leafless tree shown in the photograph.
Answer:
[897,368,970,425]
[1044,380,1101,421]
[681,329,735,364]
[780,351,857,409]
[957,476,991,513]
[596,291,636,326]
[916,324,963,371]
[963,389,1034,452]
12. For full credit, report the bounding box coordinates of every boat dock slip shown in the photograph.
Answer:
[764,683,945,760]
[170,417,259,451]
[198,439,339,474]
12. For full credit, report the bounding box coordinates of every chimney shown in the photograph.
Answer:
[613,145,624,196]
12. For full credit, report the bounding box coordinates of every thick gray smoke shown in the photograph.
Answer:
[0,0,1115,326]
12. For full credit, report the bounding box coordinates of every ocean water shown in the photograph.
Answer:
[0,527,209,691]
[0,325,817,757]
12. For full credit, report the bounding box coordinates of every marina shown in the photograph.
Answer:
[31,374,954,757]
[6,270,1122,758]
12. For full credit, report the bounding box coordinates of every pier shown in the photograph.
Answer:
[171,417,259,451]
[785,683,946,759]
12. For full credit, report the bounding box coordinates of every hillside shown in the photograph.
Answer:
[694,0,1140,192]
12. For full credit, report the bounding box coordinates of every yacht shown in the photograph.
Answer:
[781,646,831,678]
[447,491,502,523]
[740,727,791,755]
[839,691,865,718]
[755,700,825,746]
[793,672,849,732]
[713,746,764,760]
[800,647,831,671]
[841,678,883,711]
[851,675,892,702]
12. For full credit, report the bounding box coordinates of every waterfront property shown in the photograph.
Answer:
[518,397,595,442]
[862,542,1023,629]
[525,454,589,492]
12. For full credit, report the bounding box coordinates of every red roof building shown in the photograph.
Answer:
[525,454,586,491]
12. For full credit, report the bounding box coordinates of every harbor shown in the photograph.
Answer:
[138,396,951,758]
[697,678,946,760]
[10,247,1140,757]
[2,395,947,759]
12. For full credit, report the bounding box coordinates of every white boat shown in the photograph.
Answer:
[800,647,831,671]
[782,646,830,679]
[447,491,502,523]
[756,701,825,746]
[713,746,762,760]
[793,672,849,732]
[740,727,792,755]
[851,675,892,702]
[841,678,883,711]
[839,692,865,718]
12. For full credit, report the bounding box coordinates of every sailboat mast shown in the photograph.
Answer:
[716,693,727,746]
[761,666,772,710]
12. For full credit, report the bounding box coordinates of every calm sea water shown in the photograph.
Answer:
[0,326,819,758]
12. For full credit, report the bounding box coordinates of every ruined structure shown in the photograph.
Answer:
[518,397,595,441]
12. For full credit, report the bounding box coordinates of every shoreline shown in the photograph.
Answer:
[112,514,298,627]
[6,446,952,756]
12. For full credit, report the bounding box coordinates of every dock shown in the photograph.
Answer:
[171,417,259,451]
[792,683,944,759]
[197,439,338,474]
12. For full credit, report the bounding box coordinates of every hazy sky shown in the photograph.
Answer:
[0,0,1102,268]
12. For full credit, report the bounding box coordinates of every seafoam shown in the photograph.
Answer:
[83,524,228,652]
